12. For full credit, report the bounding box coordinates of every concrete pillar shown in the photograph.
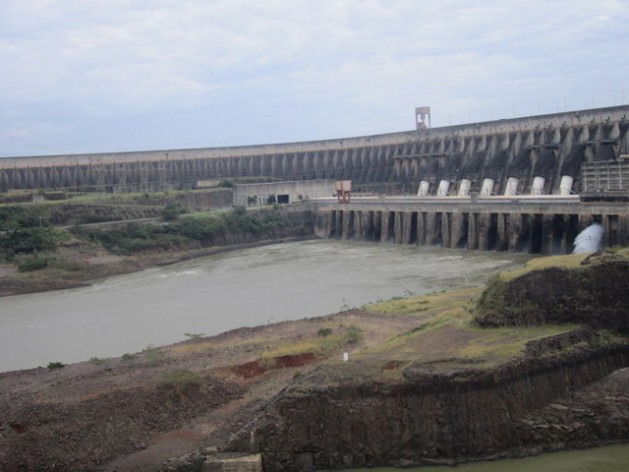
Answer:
[335,210,343,239]
[477,213,491,251]
[204,454,263,472]
[541,215,554,254]
[402,212,413,244]
[364,211,375,241]
[341,210,353,240]
[618,214,629,247]
[394,212,403,244]
[441,213,451,248]
[353,210,363,241]
[560,214,570,254]
[380,211,390,243]
[425,212,438,245]
[508,213,523,251]
[450,212,464,249]
[467,213,478,250]
[373,211,382,242]
[496,214,508,251]
[416,212,426,246]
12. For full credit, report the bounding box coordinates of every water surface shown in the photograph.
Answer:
[0,240,528,372]
[324,443,629,472]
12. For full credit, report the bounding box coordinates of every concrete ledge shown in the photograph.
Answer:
[203,453,263,472]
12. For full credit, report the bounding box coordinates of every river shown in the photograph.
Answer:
[0,240,529,372]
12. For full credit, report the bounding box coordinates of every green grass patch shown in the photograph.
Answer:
[366,287,482,316]
[261,325,364,361]
[499,253,589,282]
[89,356,112,366]
[458,323,576,363]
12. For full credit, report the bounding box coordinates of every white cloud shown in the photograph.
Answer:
[0,0,628,155]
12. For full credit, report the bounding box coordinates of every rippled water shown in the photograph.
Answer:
[0,240,529,372]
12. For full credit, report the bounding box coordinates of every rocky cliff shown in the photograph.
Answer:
[226,251,629,471]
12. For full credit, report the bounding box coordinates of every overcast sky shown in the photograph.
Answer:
[1,0,628,157]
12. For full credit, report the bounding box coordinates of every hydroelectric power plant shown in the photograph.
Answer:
[2,105,629,254]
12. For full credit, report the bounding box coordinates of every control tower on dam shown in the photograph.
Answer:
[1,105,628,195]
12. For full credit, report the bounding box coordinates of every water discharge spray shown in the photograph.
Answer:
[573,223,604,254]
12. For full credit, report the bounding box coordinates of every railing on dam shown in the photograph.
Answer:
[312,195,629,255]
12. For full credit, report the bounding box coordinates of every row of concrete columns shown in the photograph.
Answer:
[320,209,628,254]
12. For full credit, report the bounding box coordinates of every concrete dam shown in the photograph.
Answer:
[1,105,629,254]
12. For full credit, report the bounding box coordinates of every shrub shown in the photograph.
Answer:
[161,369,200,394]
[0,227,62,259]
[318,328,333,337]
[161,202,188,221]
[47,361,65,370]
[184,332,204,340]
[18,256,50,272]
[89,357,111,365]
[121,353,136,362]
[344,325,363,344]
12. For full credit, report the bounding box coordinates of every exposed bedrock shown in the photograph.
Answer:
[226,253,629,471]
[231,346,629,471]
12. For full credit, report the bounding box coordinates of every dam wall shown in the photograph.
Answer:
[1,106,627,194]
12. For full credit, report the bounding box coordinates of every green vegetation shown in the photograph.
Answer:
[47,361,65,370]
[499,253,589,282]
[71,206,289,255]
[261,324,364,363]
[161,202,189,221]
[17,255,50,272]
[359,286,575,370]
[161,369,200,394]
[121,353,136,362]
[0,227,65,260]
[218,179,234,188]
[89,357,112,366]
[184,332,204,340]
[317,327,333,337]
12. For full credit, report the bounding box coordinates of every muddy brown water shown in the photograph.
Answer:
[0,240,530,372]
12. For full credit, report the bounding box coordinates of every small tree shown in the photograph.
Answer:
[161,202,188,221]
